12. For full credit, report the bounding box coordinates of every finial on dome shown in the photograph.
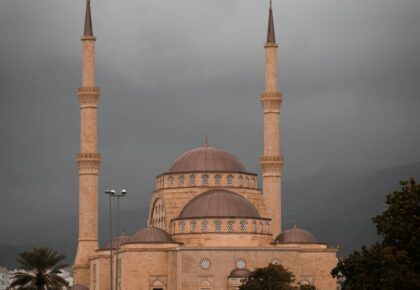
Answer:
[293,224,298,229]
[84,0,93,37]
[266,0,276,44]
[204,135,209,147]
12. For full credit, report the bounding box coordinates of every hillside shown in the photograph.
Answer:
[283,161,420,255]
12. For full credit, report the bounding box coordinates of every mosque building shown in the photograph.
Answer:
[71,1,338,290]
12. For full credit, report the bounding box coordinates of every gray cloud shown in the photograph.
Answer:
[0,0,419,228]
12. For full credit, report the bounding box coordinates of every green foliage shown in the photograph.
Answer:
[239,263,317,290]
[332,178,420,290]
[239,263,295,290]
[10,247,69,290]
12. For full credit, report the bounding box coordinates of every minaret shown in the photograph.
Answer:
[73,0,101,286]
[260,0,283,237]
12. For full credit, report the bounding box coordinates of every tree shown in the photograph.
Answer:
[10,247,69,290]
[239,263,317,290]
[332,178,420,290]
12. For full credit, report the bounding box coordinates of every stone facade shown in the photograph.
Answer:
[73,1,338,290]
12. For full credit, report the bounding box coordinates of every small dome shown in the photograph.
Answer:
[70,285,89,290]
[229,268,251,278]
[275,226,317,244]
[103,232,130,249]
[179,190,260,219]
[167,145,247,173]
[127,227,174,244]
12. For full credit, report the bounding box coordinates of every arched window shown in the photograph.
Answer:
[189,175,195,185]
[253,221,257,232]
[240,220,247,232]
[179,222,185,233]
[201,175,209,185]
[265,221,270,233]
[214,220,222,232]
[178,175,184,186]
[245,177,249,187]
[202,220,208,232]
[168,176,174,186]
[214,175,221,185]
[190,221,197,232]
[227,220,234,232]
[151,199,166,230]
[227,175,234,185]
[238,175,243,186]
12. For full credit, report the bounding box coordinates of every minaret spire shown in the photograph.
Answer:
[267,0,276,43]
[84,0,93,37]
[260,0,283,237]
[73,0,101,286]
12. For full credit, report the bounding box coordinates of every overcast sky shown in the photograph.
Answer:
[0,0,419,228]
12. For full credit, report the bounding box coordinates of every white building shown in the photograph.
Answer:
[0,267,10,290]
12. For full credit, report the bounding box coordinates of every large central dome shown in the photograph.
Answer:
[179,190,260,219]
[167,145,247,173]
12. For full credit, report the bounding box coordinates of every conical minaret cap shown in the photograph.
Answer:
[84,0,93,36]
[266,0,276,43]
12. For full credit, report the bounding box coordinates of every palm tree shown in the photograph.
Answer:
[10,247,69,290]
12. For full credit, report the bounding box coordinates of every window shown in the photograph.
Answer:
[214,220,222,232]
[245,177,249,187]
[201,175,209,185]
[227,220,234,232]
[240,220,247,232]
[265,221,270,233]
[238,175,243,186]
[189,175,195,185]
[253,221,257,232]
[168,176,174,186]
[191,221,197,232]
[227,175,234,185]
[151,199,166,229]
[271,258,281,265]
[199,258,211,270]
[179,222,185,233]
[215,175,221,185]
[179,175,184,186]
[202,220,208,232]
[236,258,247,269]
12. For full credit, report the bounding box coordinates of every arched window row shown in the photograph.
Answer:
[150,199,166,230]
[174,219,271,234]
[155,174,258,189]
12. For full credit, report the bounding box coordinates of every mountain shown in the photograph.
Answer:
[283,161,420,256]
[1,162,419,268]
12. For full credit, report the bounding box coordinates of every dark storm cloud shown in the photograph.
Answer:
[0,0,419,227]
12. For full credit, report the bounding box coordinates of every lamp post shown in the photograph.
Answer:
[104,189,115,290]
[114,189,126,290]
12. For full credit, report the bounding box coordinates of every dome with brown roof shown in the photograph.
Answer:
[229,268,251,278]
[275,226,317,244]
[167,145,247,173]
[179,190,260,219]
[126,227,175,244]
[103,232,130,249]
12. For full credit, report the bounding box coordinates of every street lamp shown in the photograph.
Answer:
[104,189,115,290]
[113,189,126,290]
